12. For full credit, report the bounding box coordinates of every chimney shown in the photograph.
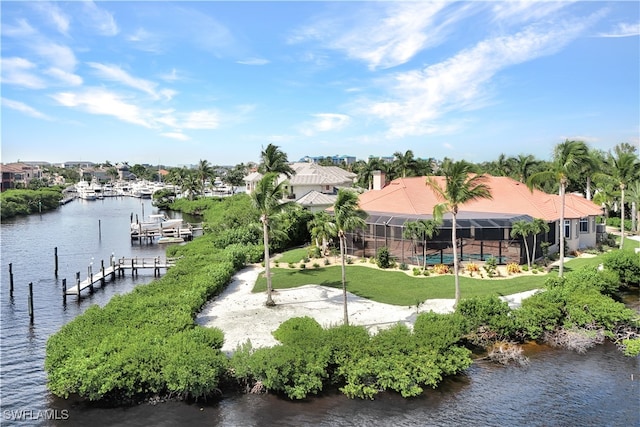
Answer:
[372,170,385,190]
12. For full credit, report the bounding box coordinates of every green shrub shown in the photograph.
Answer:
[272,317,324,347]
[483,257,498,277]
[399,262,408,271]
[603,249,640,286]
[456,296,515,340]
[376,246,392,269]
[622,338,640,357]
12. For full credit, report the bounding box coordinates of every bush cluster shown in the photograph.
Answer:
[229,314,472,400]
[1,188,63,219]
[45,235,246,401]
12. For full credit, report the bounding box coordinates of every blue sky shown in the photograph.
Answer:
[1,1,638,167]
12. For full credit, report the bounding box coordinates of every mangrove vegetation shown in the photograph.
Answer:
[45,194,640,403]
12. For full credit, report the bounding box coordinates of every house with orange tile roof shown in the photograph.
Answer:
[344,173,604,266]
[0,162,43,191]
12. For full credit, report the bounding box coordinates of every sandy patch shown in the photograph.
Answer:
[196,265,539,354]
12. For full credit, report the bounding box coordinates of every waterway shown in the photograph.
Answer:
[0,197,638,426]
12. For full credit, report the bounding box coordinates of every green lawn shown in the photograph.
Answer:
[254,264,549,306]
[274,247,309,264]
[254,244,633,306]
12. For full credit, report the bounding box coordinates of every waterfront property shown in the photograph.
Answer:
[244,162,358,211]
[0,162,43,191]
[343,173,603,265]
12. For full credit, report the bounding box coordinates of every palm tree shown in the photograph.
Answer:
[196,159,214,196]
[581,149,606,200]
[595,147,640,248]
[332,189,367,325]
[392,150,418,179]
[510,220,533,269]
[531,218,550,265]
[251,173,294,306]
[259,144,294,178]
[403,219,440,271]
[489,153,512,177]
[626,181,640,233]
[307,211,336,256]
[179,170,200,201]
[354,157,386,190]
[527,140,590,277]
[512,154,539,183]
[426,160,492,307]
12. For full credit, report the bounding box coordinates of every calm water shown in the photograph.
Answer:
[0,197,638,427]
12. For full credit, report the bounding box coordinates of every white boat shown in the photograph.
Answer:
[134,214,185,232]
[132,182,154,198]
[158,236,184,244]
[76,181,97,200]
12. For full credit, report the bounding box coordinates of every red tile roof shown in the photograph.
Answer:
[357,176,602,221]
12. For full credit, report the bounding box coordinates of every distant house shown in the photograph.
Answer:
[300,154,357,166]
[0,163,43,191]
[244,162,357,210]
[342,173,603,266]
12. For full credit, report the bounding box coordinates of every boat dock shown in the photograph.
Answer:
[64,256,178,297]
[130,213,202,244]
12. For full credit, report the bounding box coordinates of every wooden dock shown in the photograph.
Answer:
[64,256,177,296]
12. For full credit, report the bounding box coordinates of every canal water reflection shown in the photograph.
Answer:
[0,197,638,426]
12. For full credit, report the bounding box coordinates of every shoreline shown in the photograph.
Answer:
[196,265,540,354]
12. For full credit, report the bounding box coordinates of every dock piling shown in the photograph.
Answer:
[76,272,81,295]
[88,264,94,293]
[54,247,59,276]
[100,260,106,285]
[9,263,14,298]
[62,278,67,303]
[28,282,34,323]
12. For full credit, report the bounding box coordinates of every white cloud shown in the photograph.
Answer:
[44,67,83,86]
[1,57,46,89]
[363,15,601,138]
[491,1,572,24]
[161,132,190,141]
[1,18,37,38]
[290,2,465,70]
[301,113,351,136]
[160,68,181,82]
[598,22,640,38]
[33,1,71,35]
[127,27,165,53]
[33,41,77,72]
[182,110,219,129]
[87,62,160,98]
[237,58,270,66]
[1,97,52,120]
[51,87,151,128]
[82,0,118,36]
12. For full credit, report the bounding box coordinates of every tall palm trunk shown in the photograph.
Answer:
[523,237,531,269]
[559,182,566,277]
[619,185,626,250]
[452,214,460,307]
[422,235,427,271]
[340,232,349,325]
[262,216,275,306]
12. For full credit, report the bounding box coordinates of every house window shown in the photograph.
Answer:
[580,217,589,233]
[564,220,571,239]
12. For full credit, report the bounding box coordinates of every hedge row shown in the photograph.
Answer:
[45,235,262,401]
[1,188,63,219]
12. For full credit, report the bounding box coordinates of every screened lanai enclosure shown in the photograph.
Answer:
[344,211,556,266]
